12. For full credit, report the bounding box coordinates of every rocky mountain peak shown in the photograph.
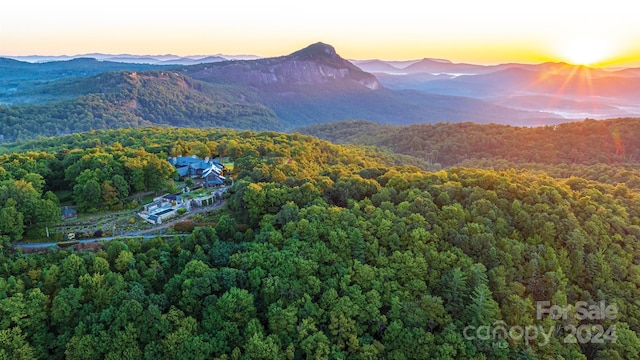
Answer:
[289,42,339,61]
[187,42,381,91]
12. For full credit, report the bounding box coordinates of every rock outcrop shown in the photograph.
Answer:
[187,42,381,91]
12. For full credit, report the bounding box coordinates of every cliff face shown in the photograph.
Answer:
[187,42,381,91]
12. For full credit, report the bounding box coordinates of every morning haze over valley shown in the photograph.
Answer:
[2,1,640,359]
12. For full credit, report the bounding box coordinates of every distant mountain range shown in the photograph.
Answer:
[354,57,629,75]
[355,58,640,119]
[2,42,638,142]
[3,53,259,65]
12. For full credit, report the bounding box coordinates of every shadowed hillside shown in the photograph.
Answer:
[0,71,280,141]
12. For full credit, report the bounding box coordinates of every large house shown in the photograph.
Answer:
[168,155,225,186]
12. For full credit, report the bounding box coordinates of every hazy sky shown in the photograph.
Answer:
[3,0,640,66]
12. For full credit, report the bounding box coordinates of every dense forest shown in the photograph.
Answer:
[1,126,639,359]
[297,118,640,189]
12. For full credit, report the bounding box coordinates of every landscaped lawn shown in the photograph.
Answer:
[183,188,212,200]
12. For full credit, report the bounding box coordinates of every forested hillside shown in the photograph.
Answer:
[0,72,280,142]
[0,57,164,105]
[0,127,423,243]
[1,127,639,359]
[297,118,640,188]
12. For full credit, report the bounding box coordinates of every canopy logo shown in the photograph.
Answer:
[463,301,618,348]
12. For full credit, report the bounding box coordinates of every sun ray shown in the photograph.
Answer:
[501,61,601,119]
[537,64,580,112]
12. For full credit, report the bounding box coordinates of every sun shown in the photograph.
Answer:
[558,38,614,66]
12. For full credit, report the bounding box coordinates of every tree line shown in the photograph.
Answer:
[297,118,640,167]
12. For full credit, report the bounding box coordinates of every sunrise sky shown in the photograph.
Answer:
[3,0,640,67]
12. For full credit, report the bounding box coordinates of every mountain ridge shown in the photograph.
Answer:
[2,54,231,65]
[0,42,568,142]
[294,117,640,168]
[183,42,381,91]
